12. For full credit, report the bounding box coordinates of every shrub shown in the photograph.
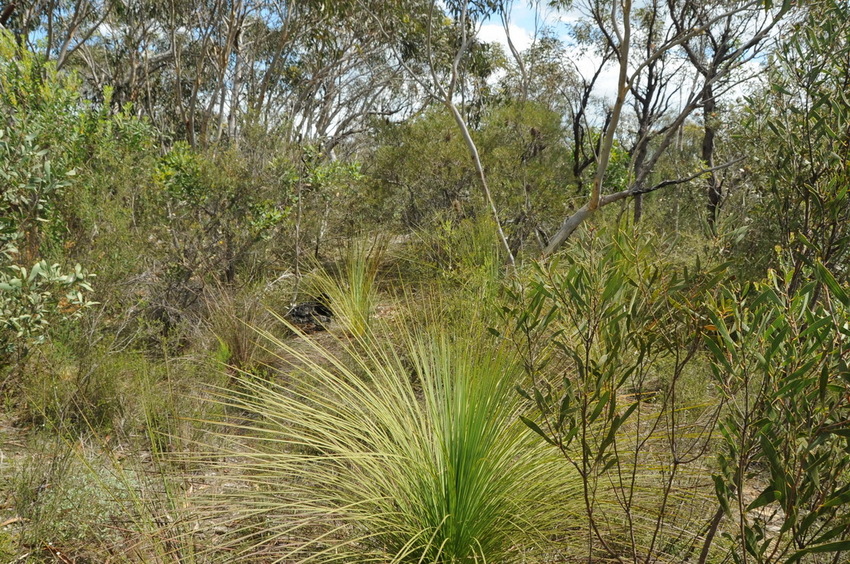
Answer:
[505,227,729,561]
[0,33,95,367]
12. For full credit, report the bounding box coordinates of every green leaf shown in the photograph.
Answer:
[821,485,850,509]
[747,486,778,511]
[713,474,731,516]
[617,402,638,427]
[519,415,556,446]
[800,315,833,341]
[785,540,850,564]
[588,391,610,423]
[815,262,849,306]
[556,394,572,431]
[704,337,733,373]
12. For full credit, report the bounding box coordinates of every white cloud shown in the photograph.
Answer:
[569,50,621,103]
[477,22,533,54]
[477,7,620,103]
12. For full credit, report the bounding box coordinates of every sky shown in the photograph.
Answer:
[477,2,622,101]
[474,1,771,106]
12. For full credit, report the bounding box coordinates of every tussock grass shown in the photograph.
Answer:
[204,283,278,374]
[197,312,582,562]
[306,237,385,338]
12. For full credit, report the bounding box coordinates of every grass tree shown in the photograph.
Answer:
[197,308,582,562]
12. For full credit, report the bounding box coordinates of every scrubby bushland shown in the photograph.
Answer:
[363,102,577,254]
[732,0,850,286]
[2,1,850,562]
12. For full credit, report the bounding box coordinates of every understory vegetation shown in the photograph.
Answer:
[1,0,850,562]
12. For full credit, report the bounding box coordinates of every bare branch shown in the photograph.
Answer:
[612,156,748,204]
[500,0,527,100]
[543,157,746,255]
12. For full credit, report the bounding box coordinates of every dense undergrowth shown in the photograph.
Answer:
[1,14,850,563]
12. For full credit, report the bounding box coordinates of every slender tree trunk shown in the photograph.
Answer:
[703,81,721,230]
[227,5,244,144]
[632,136,649,224]
[544,0,632,255]
[633,193,643,223]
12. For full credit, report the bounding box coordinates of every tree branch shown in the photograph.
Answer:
[543,156,746,255]
[605,156,748,206]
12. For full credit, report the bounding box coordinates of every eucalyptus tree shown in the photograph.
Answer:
[497,32,611,203]
[1,0,114,69]
[623,0,690,223]
[6,0,430,149]
[540,0,792,253]
[669,0,788,229]
[417,1,792,256]
[376,0,519,264]
[157,0,429,148]
[266,1,428,155]
[370,0,789,259]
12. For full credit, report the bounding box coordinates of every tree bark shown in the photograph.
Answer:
[703,81,722,230]
[544,0,632,255]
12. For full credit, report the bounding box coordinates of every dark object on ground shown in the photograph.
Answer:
[286,296,333,331]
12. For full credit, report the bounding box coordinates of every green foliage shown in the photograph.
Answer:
[740,0,850,283]
[507,225,850,563]
[476,102,577,248]
[284,144,365,255]
[411,214,504,304]
[706,262,850,563]
[506,227,725,561]
[201,314,580,562]
[0,30,83,148]
[0,257,94,358]
[127,140,295,340]
[55,97,163,352]
[18,342,119,435]
[365,109,472,228]
[152,142,292,281]
[4,438,128,559]
[306,237,385,338]
[205,283,281,374]
[365,102,574,251]
[0,33,95,363]
[3,4,850,562]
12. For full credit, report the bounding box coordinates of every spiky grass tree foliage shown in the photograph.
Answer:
[201,317,580,562]
[307,238,385,338]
